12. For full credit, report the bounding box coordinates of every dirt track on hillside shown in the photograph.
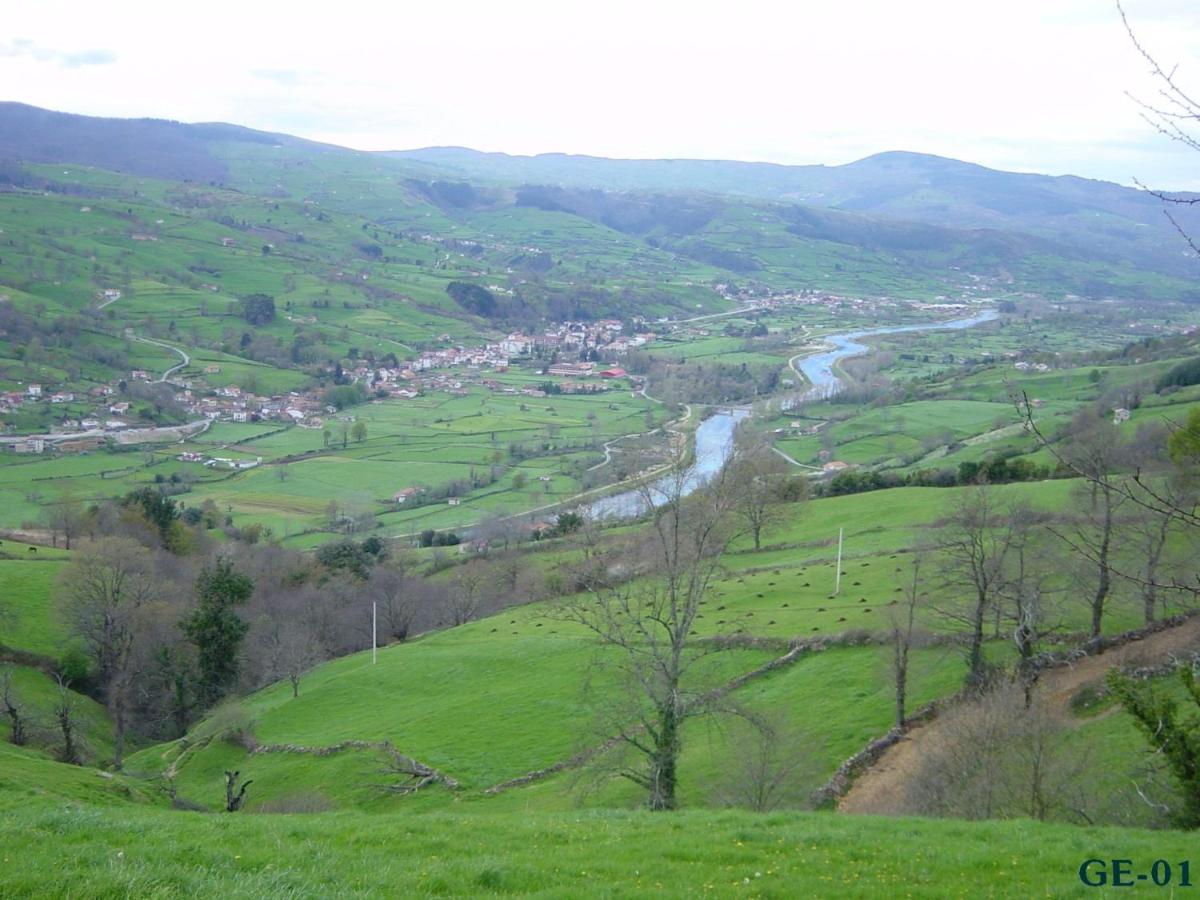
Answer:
[838,617,1200,815]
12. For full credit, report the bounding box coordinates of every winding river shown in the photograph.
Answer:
[789,309,999,404]
[586,307,998,519]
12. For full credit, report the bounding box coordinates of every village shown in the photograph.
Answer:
[2,317,656,455]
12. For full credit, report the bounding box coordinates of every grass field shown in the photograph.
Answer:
[0,783,1194,897]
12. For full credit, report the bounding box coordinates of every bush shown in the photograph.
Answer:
[193,700,258,751]
[56,647,91,689]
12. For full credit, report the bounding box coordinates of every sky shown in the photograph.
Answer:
[2,0,1199,188]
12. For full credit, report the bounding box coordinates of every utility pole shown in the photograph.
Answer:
[372,600,377,665]
[834,527,844,595]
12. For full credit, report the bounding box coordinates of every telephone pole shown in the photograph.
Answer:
[834,527,844,595]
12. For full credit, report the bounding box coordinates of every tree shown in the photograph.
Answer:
[322,427,332,448]
[710,714,819,812]
[1108,666,1200,829]
[1057,416,1127,638]
[45,491,87,550]
[1000,503,1057,706]
[368,565,419,642]
[727,438,794,551]
[239,293,276,326]
[889,558,923,729]
[57,538,163,768]
[899,684,1092,823]
[351,420,367,443]
[558,452,742,810]
[1119,2,1200,258]
[449,562,487,626]
[53,675,83,765]
[1,669,27,747]
[264,619,323,698]
[316,539,370,580]
[935,487,1013,690]
[182,558,253,710]
[120,487,180,549]
[1128,476,1192,624]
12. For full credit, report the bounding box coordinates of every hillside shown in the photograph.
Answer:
[395,146,1200,279]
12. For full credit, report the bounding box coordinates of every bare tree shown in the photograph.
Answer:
[710,714,821,812]
[935,487,1014,690]
[264,619,325,698]
[1119,1,1200,256]
[368,565,419,642]
[45,491,87,550]
[726,437,795,551]
[889,558,923,728]
[1056,416,1127,638]
[53,675,83,765]
[557,452,742,810]
[448,561,487,626]
[56,538,165,768]
[996,502,1059,706]
[900,684,1093,823]
[1127,476,1192,623]
[1,668,27,746]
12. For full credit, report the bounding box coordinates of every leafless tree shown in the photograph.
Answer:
[2,668,27,746]
[1055,416,1128,638]
[935,486,1015,690]
[368,564,419,642]
[557,449,743,810]
[44,491,87,550]
[53,675,83,765]
[56,538,167,768]
[710,714,821,812]
[900,684,1093,823]
[1127,476,1193,623]
[889,558,923,728]
[1119,0,1200,256]
[726,436,796,551]
[264,619,325,698]
[1000,505,1060,706]
[449,561,488,626]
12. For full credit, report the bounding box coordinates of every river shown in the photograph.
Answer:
[586,307,997,519]
[789,308,999,404]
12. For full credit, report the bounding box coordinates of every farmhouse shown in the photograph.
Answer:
[547,362,594,377]
[13,438,45,454]
[393,487,423,503]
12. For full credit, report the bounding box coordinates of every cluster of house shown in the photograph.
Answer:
[177,451,262,470]
[400,320,654,378]
[180,385,329,427]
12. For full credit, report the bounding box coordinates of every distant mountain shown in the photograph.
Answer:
[0,101,337,182]
[0,102,1196,304]
[393,147,1200,276]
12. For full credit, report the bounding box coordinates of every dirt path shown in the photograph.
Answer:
[839,617,1200,815]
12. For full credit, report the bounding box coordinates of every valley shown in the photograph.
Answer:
[3,102,1200,897]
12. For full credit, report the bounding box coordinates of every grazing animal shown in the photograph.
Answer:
[27,546,36,554]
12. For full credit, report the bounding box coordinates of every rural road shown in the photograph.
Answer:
[838,617,1200,815]
[128,334,190,382]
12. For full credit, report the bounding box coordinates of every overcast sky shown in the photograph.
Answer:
[3,0,1199,188]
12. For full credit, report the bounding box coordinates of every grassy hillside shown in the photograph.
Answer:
[0,790,1191,897]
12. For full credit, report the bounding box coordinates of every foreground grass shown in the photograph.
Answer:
[0,792,1189,898]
